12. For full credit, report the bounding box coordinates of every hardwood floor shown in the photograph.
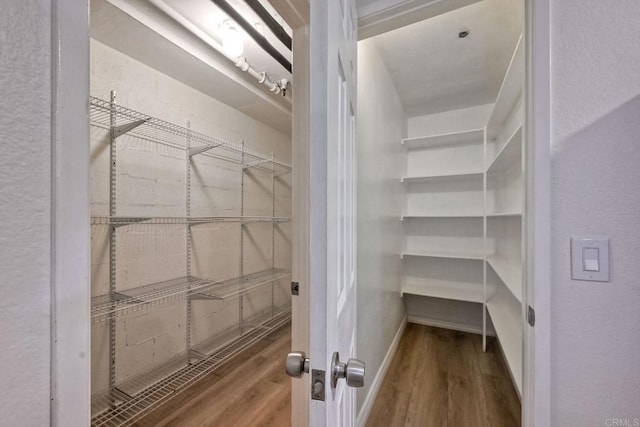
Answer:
[133,324,292,427]
[133,322,519,427]
[367,323,521,427]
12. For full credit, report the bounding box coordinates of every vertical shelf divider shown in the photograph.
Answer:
[185,121,193,363]
[483,126,488,352]
[239,141,245,334]
[108,90,118,403]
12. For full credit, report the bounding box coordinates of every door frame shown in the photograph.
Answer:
[523,0,551,426]
[51,0,91,425]
[51,0,551,425]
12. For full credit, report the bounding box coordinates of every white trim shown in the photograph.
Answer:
[291,24,311,427]
[408,315,495,336]
[357,0,481,40]
[356,315,407,427]
[50,0,91,425]
[524,0,551,425]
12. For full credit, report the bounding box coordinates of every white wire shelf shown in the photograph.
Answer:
[91,276,219,324]
[91,216,291,226]
[192,305,292,356]
[91,307,291,427]
[242,157,292,176]
[92,268,291,323]
[89,96,291,171]
[191,268,291,300]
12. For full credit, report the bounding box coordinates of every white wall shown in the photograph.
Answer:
[355,39,406,413]
[550,1,640,424]
[0,2,52,425]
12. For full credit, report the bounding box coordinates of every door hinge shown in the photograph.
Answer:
[291,281,299,296]
[528,305,535,327]
[311,369,325,401]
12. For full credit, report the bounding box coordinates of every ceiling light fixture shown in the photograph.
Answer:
[221,20,244,58]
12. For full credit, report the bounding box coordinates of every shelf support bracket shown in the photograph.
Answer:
[189,349,206,360]
[189,292,222,301]
[188,144,222,157]
[243,158,271,170]
[274,169,292,178]
[111,387,133,402]
[111,217,151,228]
[112,119,148,138]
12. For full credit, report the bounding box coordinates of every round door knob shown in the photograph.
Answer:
[331,352,365,388]
[344,358,365,388]
[285,351,309,378]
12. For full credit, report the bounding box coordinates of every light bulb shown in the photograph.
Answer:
[223,27,244,58]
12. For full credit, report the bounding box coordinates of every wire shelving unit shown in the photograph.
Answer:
[90,92,292,426]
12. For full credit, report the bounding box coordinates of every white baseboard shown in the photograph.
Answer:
[408,315,495,336]
[356,314,407,427]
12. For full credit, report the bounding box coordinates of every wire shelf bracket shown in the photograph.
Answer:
[113,119,149,138]
[188,143,222,157]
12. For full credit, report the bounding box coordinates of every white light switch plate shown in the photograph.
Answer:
[571,237,610,282]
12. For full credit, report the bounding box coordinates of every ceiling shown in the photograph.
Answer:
[371,0,522,117]
[91,0,293,135]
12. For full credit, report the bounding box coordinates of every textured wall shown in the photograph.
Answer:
[355,39,407,412]
[550,1,640,424]
[0,2,52,425]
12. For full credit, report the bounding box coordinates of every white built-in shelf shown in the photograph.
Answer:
[487,126,523,173]
[487,290,523,395]
[401,171,484,184]
[487,256,522,302]
[486,212,522,218]
[401,251,484,261]
[402,214,484,220]
[401,280,484,303]
[487,34,524,140]
[401,129,484,150]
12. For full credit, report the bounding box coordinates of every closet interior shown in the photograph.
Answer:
[89,0,293,425]
[394,2,526,397]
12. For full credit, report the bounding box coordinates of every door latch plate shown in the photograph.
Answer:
[291,281,299,296]
[311,369,325,401]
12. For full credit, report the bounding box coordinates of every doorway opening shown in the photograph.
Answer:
[87,1,295,425]
[353,0,527,424]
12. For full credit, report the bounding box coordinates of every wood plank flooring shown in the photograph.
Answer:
[133,324,292,427]
[367,323,521,427]
[134,322,519,427]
